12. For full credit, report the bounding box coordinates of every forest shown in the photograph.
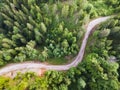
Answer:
[0,0,120,90]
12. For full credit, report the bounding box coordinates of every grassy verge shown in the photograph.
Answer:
[46,57,68,65]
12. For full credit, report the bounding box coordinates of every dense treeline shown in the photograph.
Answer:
[88,0,120,18]
[97,15,120,60]
[0,0,88,65]
[0,71,71,90]
[68,54,119,90]
[88,14,120,81]
[87,15,120,61]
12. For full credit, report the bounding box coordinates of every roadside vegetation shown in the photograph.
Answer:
[87,14,120,81]
[0,0,120,90]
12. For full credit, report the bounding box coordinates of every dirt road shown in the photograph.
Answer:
[0,16,110,77]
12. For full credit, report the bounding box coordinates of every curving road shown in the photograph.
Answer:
[0,16,111,77]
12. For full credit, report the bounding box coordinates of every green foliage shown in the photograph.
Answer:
[87,0,120,18]
[92,15,120,81]
[45,70,70,90]
[68,53,120,90]
[0,0,119,65]
[0,0,87,65]
[0,1,120,90]
[93,15,120,60]
[0,71,70,90]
